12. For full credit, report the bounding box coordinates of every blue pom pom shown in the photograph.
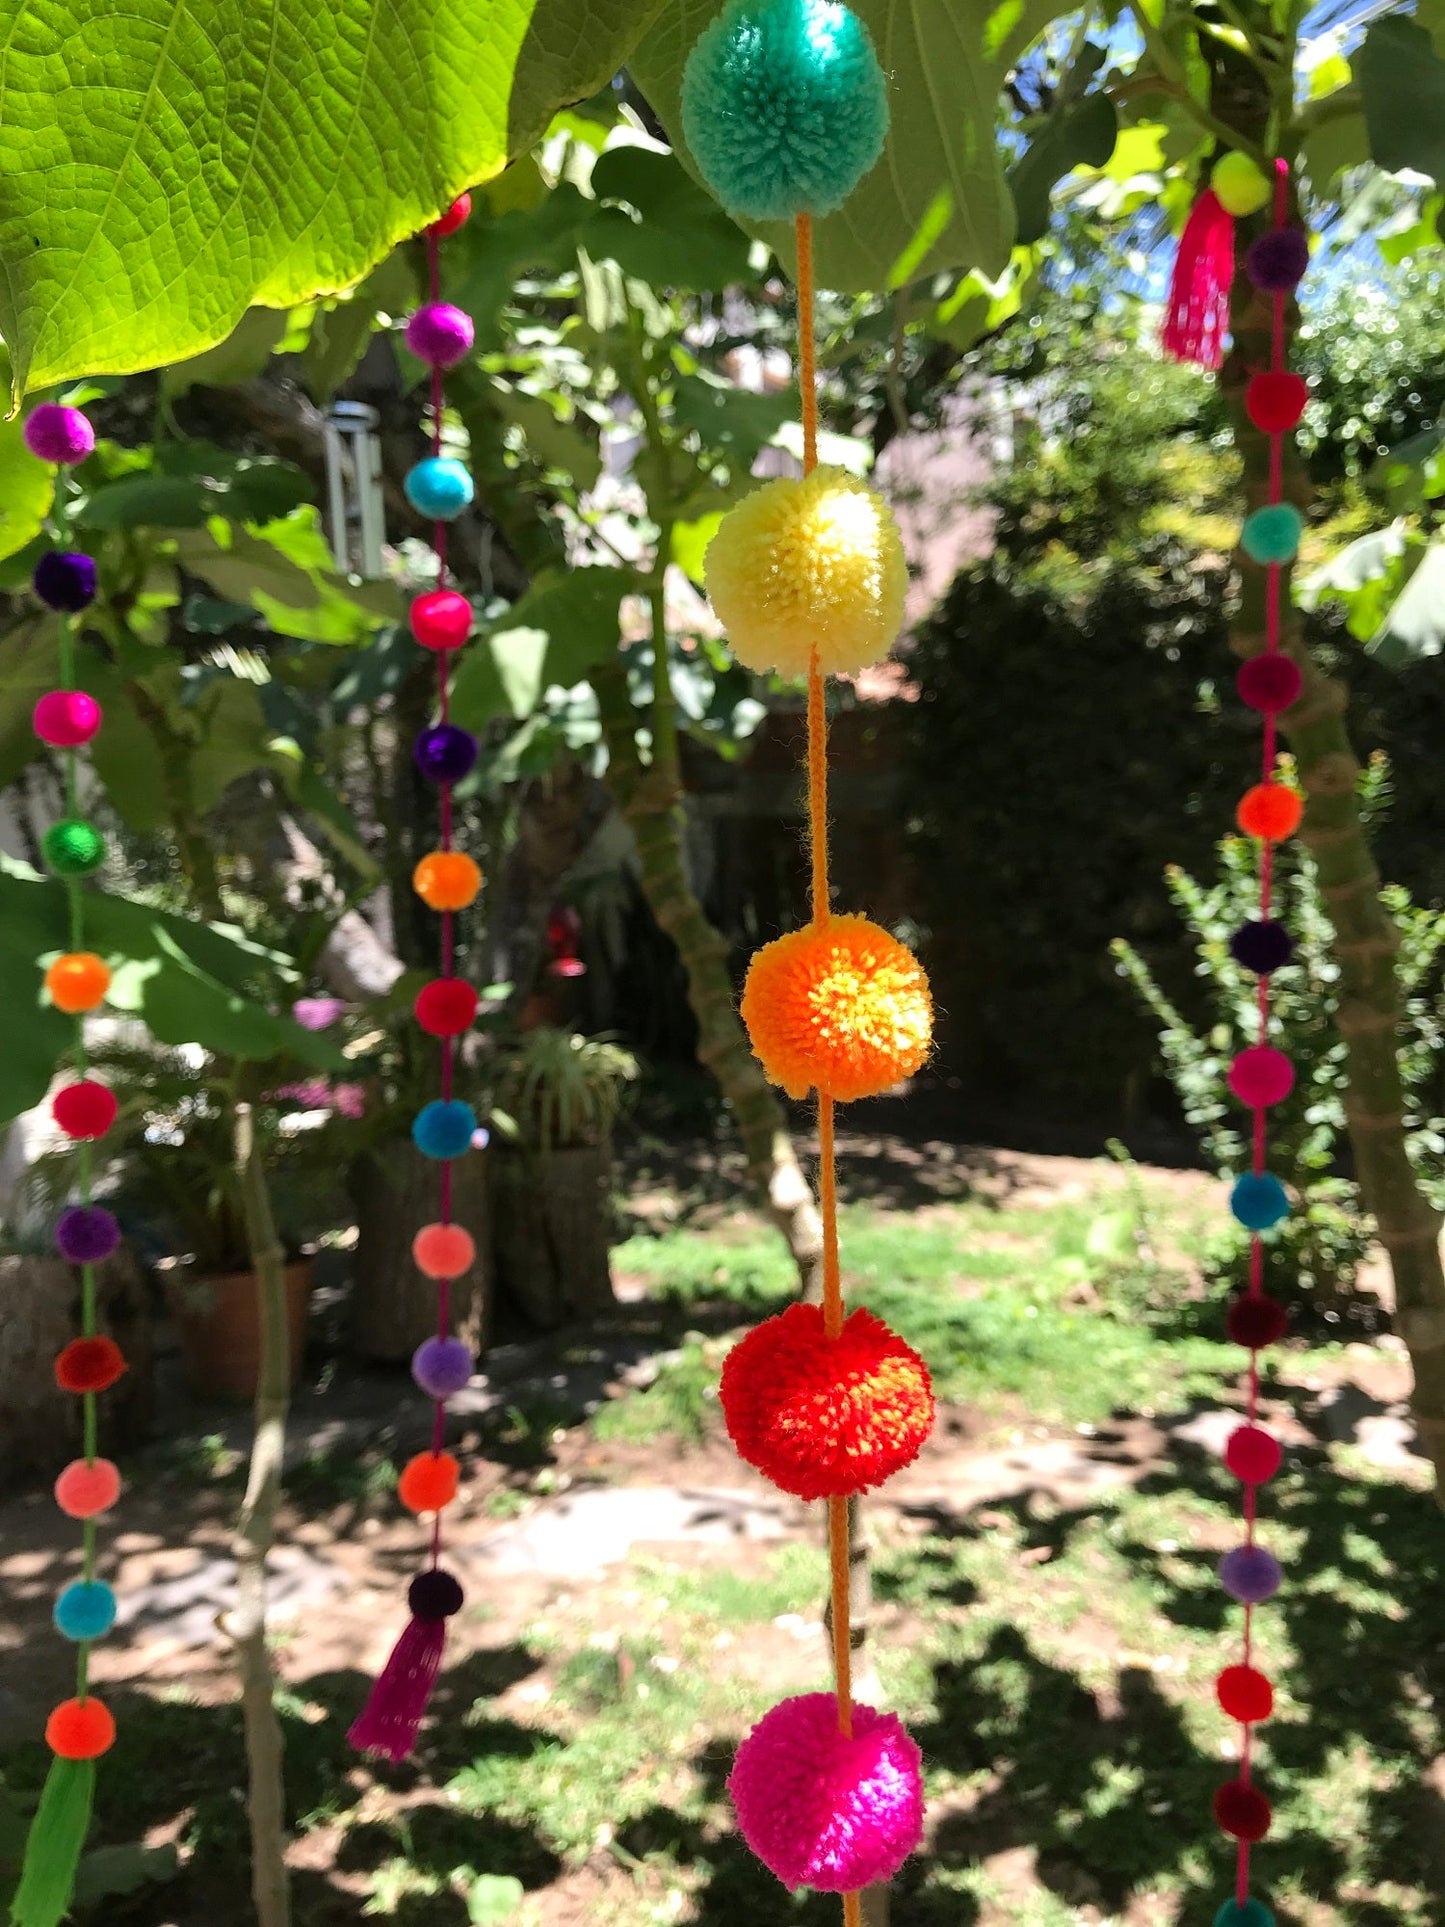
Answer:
[682,0,889,220]
[54,1580,117,1642]
[1215,1903,1275,1927]
[1231,1173,1289,1231]
[405,458,474,521]
[1241,504,1303,565]
[412,1099,477,1160]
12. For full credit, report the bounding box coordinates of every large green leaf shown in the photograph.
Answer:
[0,613,60,786]
[0,0,668,395]
[584,144,753,288]
[1008,91,1117,245]
[1357,15,1445,186]
[0,412,55,561]
[449,566,634,729]
[632,0,1023,291]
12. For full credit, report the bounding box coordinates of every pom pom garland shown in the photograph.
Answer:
[1213,1781,1272,1842]
[1227,1294,1288,1349]
[412,1336,474,1398]
[54,1336,125,1393]
[54,1458,121,1518]
[24,404,96,465]
[45,1698,115,1761]
[45,953,111,1014]
[1246,372,1307,435]
[1236,782,1302,842]
[1229,919,1293,975]
[55,1208,121,1265]
[42,819,106,879]
[52,1081,118,1140]
[413,850,481,910]
[1230,1173,1289,1231]
[34,690,102,747]
[426,193,472,237]
[405,303,475,368]
[398,1451,460,1513]
[412,1223,475,1279]
[1245,226,1309,293]
[1236,654,1301,715]
[1224,1424,1282,1484]
[1241,503,1303,565]
[1219,1545,1282,1604]
[1216,1900,1276,1927]
[1216,1665,1274,1723]
[1227,1047,1294,1108]
[415,978,479,1037]
[33,551,98,612]
[414,723,479,783]
[409,1568,465,1619]
[54,1582,118,1643]
[405,457,474,520]
[1211,152,1271,216]
[409,588,473,651]
[412,1100,478,1160]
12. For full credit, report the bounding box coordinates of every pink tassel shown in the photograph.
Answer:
[348,1568,463,1761]
[1162,188,1235,369]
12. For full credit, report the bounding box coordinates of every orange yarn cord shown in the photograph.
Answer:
[797,211,861,1927]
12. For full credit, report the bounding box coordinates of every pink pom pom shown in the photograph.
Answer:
[728,1693,923,1892]
[24,404,95,466]
[34,689,102,748]
[405,303,475,369]
[1228,1046,1294,1108]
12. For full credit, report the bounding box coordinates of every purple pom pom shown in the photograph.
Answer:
[414,724,479,784]
[1219,1544,1282,1603]
[56,1206,121,1264]
[1245,229,1309,294]
[412,1335,474,1399]
[405,303,475,369]
[408,1568,464,1620]
[24,405,95,466]
[34,551,98,613]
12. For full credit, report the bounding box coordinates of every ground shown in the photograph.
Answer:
[0,1136,1438,1927]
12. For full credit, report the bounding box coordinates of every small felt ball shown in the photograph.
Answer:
[721,1302,934,1499]
[1241,504,1304,566]
[742,913,932,1102]
[33,551,98,612]
[1219,1544,1282,1603]
[405,457,474,521]
[729,1692,923,1891]
[55,1206,122,1266]
[412,1099,478,1160]
[409,592,472,662]
[405,303,475,369]
[415,978,479,1037]
[408,1567,465,1619]
[426,193,472,238]
[23,404,96,466]
[1230,1173,1289,1231]
[52,1080,118,1140]
[413,1222,476,1280]
[1237,653,1302,715]
[412,1334,475,1398]
[55,1457,121,1518]
[55,1334,126,1393]
[34,689,102,747]
[413,850,482,911]
[1227,1293,1288,1349]
[1246,371,1308,436]
[1214,1779,1272,1841]
[54,1580,118,1642]
[414,723,479,784]
[1212,152,1271,217]
[45,1696,116,1760]
[1217,1664,1274,1724]
[1228,1047,1294,1108]
[1246,226,1309,293]
[682,0,890,221]
[1215,1899,1276,1927]
[1236,782,1302,842]
[42,818,107,879]
[706,467,908,678]
[1229,919,1294,975]
[1225,1424,1282,1483]
[45,951,111,1014]
[398,1450,460,1513]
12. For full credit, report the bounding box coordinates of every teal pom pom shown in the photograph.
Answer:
[1231,1172,1289,1231]
[412,1099,477,1160]
[54,1580,117,1642]
[1215,1903,1275,1927]
[405,458,474,520]
[682,0,889,221]
[42,819,106,879]
[1241,504,1303,565]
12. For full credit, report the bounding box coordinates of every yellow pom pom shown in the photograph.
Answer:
[1211,152,1270,218]
[741,914,932,1102]
[705,466,907,679]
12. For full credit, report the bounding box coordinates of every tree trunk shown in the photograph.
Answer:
[484,759,613,1023]
[1212,42,1445,1492]
[491,1141,616,1329]
[348,1142,491,1360]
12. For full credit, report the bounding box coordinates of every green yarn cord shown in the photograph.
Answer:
[9,1757,94,1927]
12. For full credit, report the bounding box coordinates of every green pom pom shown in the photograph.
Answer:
[1215,1902,1275,1927]
[1241,504,1303,565]
[42,819,106,879]
[1212,151,1271,217]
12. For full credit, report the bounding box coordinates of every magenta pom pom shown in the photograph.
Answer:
[405,304,475,369]
[34,690,103,748]
[23,404,95,466]
[728,1693,924,1892]
[1228,1046,1294,1108]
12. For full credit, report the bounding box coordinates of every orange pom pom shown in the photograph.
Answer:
[398,1450,460,1513]
[741,914,932,1101]
[44,952,111,1014]
[55,1457,122,1518]
[46,1696,115,1759]
[413,851,482,911]
[1236,782,1302,842]
[413,1222,476,1279]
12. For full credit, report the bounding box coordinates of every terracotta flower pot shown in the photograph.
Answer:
[163,1257,313,1401]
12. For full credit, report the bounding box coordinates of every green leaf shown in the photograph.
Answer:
[504,389,603,493]
[1358,15,1445,186]
[672,508,726,585]
[70,1844,179,1908]
[0,614,60,787]
[583,144,752,289]
[302,251,418,402]
[0,407,55,561]
[450,568,634,729]
[447,185,593,349]
[75,475,211,530]
[670,372,792,464]
[0,0,668,395]
[172,524,321,614]
[159,307,292,399]
[632,0,1017,292]
[1008,93,1118,246]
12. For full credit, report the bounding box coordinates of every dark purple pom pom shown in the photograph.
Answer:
[1245,228,1309,294]
[56,1205,121,1264]
[33,551,98,613]
[408,1568,465,1620]
[414,724,479,784]
[1219,1544,1282,1604]
[1229,919,1293,976]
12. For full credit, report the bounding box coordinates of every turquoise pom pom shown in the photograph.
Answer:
[1215,1903,1275,1927]
[1231,1173,1289,1231]
[405,458,474,521]
[412,1099,477,1160]
[1241,504,1303,565]
[54,1580,117,1642]
[682,0,889,221]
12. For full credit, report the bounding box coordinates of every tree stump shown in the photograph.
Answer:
[0,1247,153,1487]
[348,1140,491,1361]
[491,1140,616,1329]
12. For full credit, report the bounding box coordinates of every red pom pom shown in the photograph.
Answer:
[1237,654,1302,715]
[415,978,479,1037]
[1225,1424,1282,1484]
[1217,1664,1274,1723]
[399,1450,460,1513]
[52,1080,118,1140]
[1237,782,1302,842]
[427,193,472,238]
[54,1336,126,1394]
[409,589,472,652]
[1246,371,1308,435]
[1214,1779,1272,1841]
[46,1696,115,1760]
[1227,1294,1288,1349]
[720,1303,934,1500]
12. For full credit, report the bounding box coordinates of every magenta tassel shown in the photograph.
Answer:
[1162,187,1235,369]
[348,1613,447,1761]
